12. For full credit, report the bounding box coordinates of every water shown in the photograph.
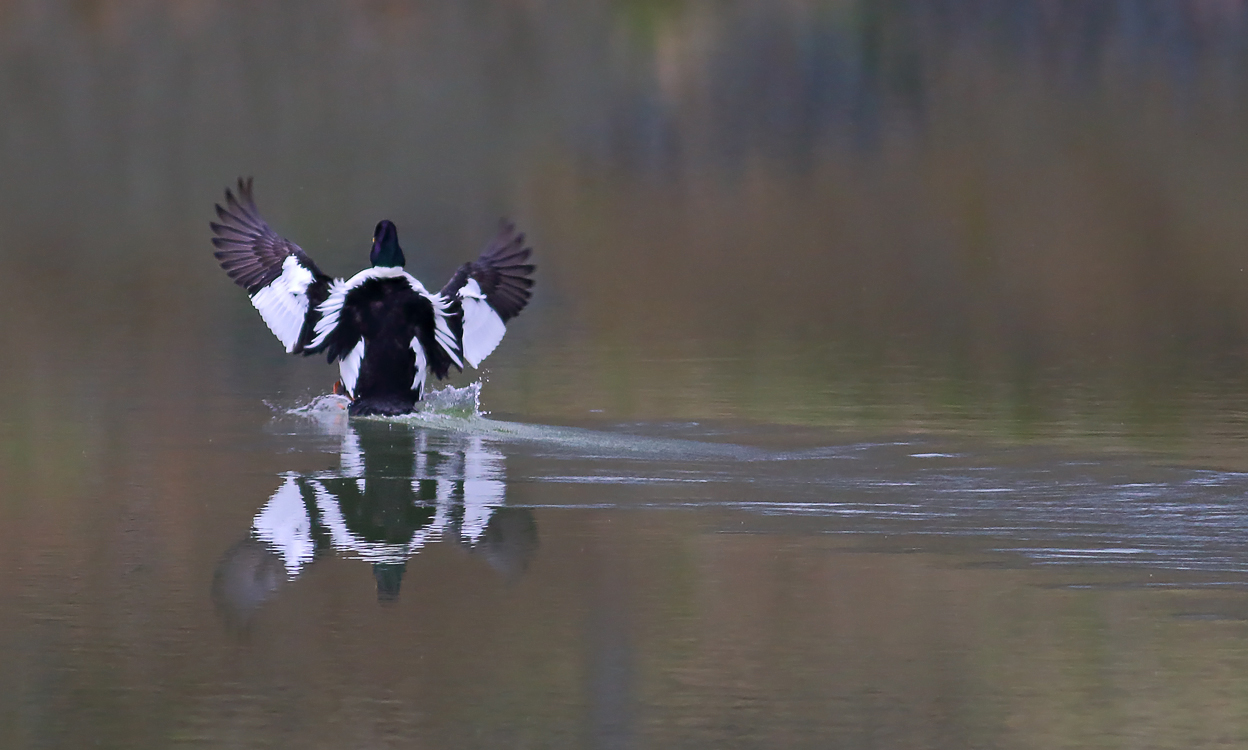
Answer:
[9,2,1248,748]
[274,387,1248,577]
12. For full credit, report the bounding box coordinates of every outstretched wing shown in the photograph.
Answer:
[211,178,334,354]
[440,220,535,368]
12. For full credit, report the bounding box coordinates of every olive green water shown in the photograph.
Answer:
[8,2,1248,748]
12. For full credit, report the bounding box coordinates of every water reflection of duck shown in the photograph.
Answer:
[212,422,538,625]
[210,178,535,416]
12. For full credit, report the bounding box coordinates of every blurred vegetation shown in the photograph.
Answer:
[2,1,1248,457]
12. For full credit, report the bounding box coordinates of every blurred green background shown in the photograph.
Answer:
[8,1,1248,457]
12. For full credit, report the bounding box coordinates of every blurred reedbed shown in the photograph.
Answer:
[3,1,1248,446]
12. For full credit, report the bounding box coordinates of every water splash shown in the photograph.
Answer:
[283,393,352,434]
[280,382,876,462]
[283,382,484,421]
[279,382,777,460]
[287,393,352,416]
[416,381,483,419]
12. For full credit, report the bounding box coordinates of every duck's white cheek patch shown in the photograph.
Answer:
[338,340,366,397]
[460,278,507,368]
[251,255,314,352]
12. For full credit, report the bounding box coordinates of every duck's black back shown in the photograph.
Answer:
[348,278,426,416]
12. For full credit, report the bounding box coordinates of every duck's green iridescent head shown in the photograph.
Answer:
[370,220,406,267]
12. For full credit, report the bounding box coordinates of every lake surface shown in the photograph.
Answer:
[7,1,1248,748]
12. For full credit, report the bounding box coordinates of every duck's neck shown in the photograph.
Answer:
[372,245,405,267]
[371,221,406,267]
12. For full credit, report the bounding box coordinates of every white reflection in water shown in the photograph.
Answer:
[219,402,1248,630]
[251,474,315,577]
[214,422,536,624]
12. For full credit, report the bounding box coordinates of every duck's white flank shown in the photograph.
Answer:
[410,335,427,400]
[339,340,366,398]
[459,278,507,368]
[427,292,463,369]
[251,255,315,353]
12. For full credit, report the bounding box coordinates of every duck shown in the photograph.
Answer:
[211,178,534,416]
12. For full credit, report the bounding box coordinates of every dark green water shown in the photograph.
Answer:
[7,2,1248,747]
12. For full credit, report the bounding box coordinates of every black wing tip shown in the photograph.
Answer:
[220,177,259,224]
[496,217,522,240]
[237,176,254,203]
[475,217,536,322]
[211,176,306,294]
[483,219,534,259]
[226,176,254,199]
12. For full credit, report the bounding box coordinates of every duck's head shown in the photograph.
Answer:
[370,220,406,267]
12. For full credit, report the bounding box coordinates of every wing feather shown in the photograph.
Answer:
[438,220,535,368]
[210,177,334,354]
[439,220,535,322]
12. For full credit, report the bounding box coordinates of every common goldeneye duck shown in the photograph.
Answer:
[211,178,534,416]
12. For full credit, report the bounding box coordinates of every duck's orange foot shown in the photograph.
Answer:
[332,380,351,398]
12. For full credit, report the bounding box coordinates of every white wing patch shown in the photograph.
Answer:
[410,335,427,401]
[339,340,366,398]
[459,278,507,368]
[250,255,315,353]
